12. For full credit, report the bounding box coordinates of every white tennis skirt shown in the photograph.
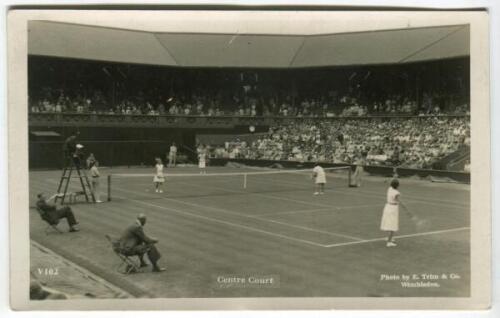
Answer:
[380,204,399,232]
[153,175,165,183]
[354,166,364,175]
[315,175,326,184]
[199,160,206,168]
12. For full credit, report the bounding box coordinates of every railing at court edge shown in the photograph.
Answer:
[28,112,471,128]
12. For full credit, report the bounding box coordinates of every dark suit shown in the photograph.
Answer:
[63,136,76,158]
[119,221,161,264]
[36,199,78,227]
[63,135,82,168]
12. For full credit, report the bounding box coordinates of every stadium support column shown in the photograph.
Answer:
[111,80,116,111]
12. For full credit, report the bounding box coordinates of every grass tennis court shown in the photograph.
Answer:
[29,165,470,297]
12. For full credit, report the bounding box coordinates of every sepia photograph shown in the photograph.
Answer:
[7,8,491,310]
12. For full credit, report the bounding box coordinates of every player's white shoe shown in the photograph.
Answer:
[159,190,163,193]
[386,241,397,247]
[155,189,159,193]
[313,192,319,195]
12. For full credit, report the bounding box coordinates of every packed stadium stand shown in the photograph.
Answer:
[29,56,468,117]
[28,20,470,173]
[210,117,470,169]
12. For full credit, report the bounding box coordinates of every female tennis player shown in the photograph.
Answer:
[312,163,326,195]
[380,179,409,247]
[198,147,207,174]
[349,154,365,187]
[153,157,165,193]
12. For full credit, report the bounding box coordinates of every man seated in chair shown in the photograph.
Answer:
[118,213,165,272]
[36,193,80,232]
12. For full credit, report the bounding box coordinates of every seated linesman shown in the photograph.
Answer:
[118,213,165,272]
[36,193,80,232]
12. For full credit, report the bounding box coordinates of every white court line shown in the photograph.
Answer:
[166,180,365,240]
[34,178,329,248]
[242,165,469,207]
[37,177,364,241]
[114,185,364,241]
[125,175,468,210]
[258,204,380,217]
[35,177,468,249]
[256,207,333,216]
[181,178,339,209]
[337,187,469,208]
[122,178,382,215]
[245,176,469,210]
[113,191,330,248]
[324,227,470,248]
[113,178,338,209]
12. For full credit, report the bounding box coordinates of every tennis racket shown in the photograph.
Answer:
[409,212,428,230]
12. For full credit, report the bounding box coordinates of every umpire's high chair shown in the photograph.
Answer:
[55,156,95,204]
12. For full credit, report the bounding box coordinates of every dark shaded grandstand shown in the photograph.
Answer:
[28,21,470,173]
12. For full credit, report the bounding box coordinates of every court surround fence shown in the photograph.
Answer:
[29,112,470,129]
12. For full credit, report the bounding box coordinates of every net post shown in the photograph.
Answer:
[348,166,352,187]
[107,175,111,201]
[243,173,247,189]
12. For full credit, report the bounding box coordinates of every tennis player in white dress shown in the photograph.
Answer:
[153,158,165,193]
[198,150,207,174]
[349,156,365,187]
[168,142,177,167]
[380,179,408,247]
[312,163,326,195]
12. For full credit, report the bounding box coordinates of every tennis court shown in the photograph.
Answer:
[29,165,470,298]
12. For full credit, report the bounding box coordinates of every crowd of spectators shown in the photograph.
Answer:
[29,87,469,118]
[209,117,470,169]
[29,55,470,118]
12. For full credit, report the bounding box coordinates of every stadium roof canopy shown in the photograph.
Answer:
[28,11,470,68]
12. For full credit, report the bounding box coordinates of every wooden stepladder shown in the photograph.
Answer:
[55,159,95,204]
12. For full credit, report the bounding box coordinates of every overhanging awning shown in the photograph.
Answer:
[28,20,469,68]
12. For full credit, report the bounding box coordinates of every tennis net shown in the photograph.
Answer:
[106,166,352,202]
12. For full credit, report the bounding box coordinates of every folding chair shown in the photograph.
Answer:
[105,234,140,275]
[36,208,63,235]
